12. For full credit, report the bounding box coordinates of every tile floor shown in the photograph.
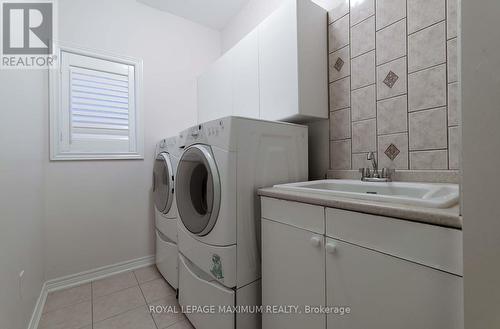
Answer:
[39,265,193,329]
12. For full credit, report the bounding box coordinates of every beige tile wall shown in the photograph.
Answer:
[328,0,460,171]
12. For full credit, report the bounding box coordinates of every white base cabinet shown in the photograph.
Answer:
[262,219,325,329]
[197,0,327,124]
[261,197,464,329]
[326,238,463,329]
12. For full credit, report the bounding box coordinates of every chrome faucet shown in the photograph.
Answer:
[367,152,379,178]
[359,152,395,182]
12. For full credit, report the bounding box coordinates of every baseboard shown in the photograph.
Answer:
[27,282,48,329]
[45,255,155,292]
[27,255,155,329]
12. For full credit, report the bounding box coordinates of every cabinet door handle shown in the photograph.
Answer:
[326,242,337,254]
[310,236,322,247]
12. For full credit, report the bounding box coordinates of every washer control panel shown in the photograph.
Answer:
[185,118,227,145]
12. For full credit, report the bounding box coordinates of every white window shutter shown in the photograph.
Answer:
[50,45,143,160]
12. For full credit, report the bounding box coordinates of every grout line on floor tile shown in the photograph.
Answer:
[133,266,164,285]
[131,269,140,285]
[91,284,148,324]
[92,304,146,328]
[92,302,147,325]
[43,283,93,315]
[40,299,91,317]
[91,281,140,301]
[134,271,160,329]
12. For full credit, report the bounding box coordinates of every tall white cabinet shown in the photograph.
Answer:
[197,0,327,123]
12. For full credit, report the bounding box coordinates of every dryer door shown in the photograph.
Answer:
[176,144,221,236]
[153,152,175,214]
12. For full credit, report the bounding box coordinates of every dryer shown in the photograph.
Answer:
[153,134,184,289]
[175,116,308,329]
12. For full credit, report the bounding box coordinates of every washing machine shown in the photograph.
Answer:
[175,116,308,329]
[153,134,184,289]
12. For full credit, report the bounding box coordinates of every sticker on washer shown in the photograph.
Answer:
[210,254,224,281]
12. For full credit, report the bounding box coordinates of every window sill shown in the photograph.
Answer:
[50,152,144,161]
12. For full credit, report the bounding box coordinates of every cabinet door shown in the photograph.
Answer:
[326,238,464,329]
[262,219,325,329]
[197,52,233,123]
[258,0,299,121]
[231,29,260,119]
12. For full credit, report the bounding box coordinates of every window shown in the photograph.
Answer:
[50,44,143,160]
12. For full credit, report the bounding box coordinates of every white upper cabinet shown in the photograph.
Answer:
[258,0,299,121]
[232,29,260,119]
[197,0,327,123]
[197,51,233,123]
[259,0,327,122]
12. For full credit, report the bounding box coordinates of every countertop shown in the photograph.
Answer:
[258,187,462,229]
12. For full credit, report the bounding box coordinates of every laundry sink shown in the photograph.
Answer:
[273,179,459,208]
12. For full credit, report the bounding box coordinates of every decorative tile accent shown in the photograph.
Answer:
[383,71,399,88]
[328,0,460,171]
[351,50,376,89]
[377,57,407,100]
[408,64,446,111]
[378,133,409,169]
[408,21,446,73]
[384,143,400,160]
[329,46,350,82]
[334,57,344,71]
[408,0,445,34]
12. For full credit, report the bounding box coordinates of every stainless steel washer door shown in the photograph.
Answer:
[176,144,221,236]
[153,152,174,214]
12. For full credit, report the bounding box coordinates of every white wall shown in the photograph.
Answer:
[221,0,335,52]
[462,0,500,327]
[1,1,219,325]
[42,0,220,279]
[0,71,47,329]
